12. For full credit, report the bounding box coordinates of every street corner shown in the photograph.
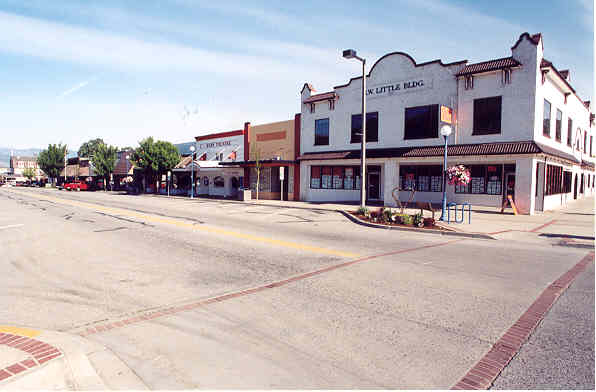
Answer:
[0,325,63,386]
[0,325,147,390]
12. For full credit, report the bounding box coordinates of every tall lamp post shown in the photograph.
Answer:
[343,49,367,209]
[189,145,196,199]
[439,124,452,221]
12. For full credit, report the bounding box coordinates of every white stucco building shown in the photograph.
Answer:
[297,32,595,214]
[172,130,245,198]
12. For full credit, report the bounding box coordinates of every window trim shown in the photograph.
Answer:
[398,165,444,193]
[314,118,330,146]
[309,165,361,190]
[350,112,379,144]
[454,164,504,195]
[543,99,551,138]
[555,109,562,142]
[472,96,502,135]
[403,104,439,140]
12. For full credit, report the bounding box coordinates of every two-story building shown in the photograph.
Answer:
[297,32,595,214]
[222,118,300,200]
[9,155,45,183]
[171,130,245,198]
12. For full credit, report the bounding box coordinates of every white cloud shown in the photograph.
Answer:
[0,11,335,82]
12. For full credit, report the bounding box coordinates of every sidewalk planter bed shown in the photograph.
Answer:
[352,207,446,230]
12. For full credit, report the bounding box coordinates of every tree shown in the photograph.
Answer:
[251,148,262,200]
[22,167,36,183]
[92,143,118,191]
[78,138,105,158]
[130,137,180,192]
[37,144,67,185]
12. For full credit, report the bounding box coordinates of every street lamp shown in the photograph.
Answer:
[439,124,452,221]
[125,154,130,192]
[189,145,196,199]
[343,48,367,209]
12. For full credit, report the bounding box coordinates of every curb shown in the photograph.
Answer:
[451,252,595,390]
[0,331,63,384]
[339,211,497,240]
[137,192,348,213]
[554,239,594,250]
[0,327,147,390]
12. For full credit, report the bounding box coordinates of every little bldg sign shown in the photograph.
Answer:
[366,78,433,99]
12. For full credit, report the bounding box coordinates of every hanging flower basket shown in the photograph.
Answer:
[446,165,470,186]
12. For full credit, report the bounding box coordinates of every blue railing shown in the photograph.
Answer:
[447,202,472,224]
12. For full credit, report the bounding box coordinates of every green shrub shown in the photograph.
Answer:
[382,207,393,222]
[356,206,369,216]
[413,213,423,227]
[394,213,412,225]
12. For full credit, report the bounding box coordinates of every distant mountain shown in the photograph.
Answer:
[0,147,76,167]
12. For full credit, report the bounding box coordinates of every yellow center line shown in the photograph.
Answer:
[13,190,360,258]
[0,325,40,337]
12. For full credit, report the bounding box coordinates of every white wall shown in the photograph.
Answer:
[195,134,244,163]
[457,37,537,144]
[301,53,462,155]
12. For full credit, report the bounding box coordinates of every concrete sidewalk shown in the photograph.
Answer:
[0,326,146,390]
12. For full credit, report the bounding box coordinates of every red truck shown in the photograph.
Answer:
[64,180,89,191]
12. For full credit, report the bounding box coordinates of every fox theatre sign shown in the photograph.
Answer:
[366,78,433,99]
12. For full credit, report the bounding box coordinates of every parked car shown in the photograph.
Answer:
[64,180,89,191]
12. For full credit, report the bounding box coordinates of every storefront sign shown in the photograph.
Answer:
[366,78,433,99]
[198,140,231,150]
[440,106,453,124]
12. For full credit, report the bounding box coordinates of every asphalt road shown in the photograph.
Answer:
[0,187,593,389]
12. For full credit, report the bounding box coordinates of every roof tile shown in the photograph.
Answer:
[456,57,521,76]
[298,141,579,163]
[303,92,337,104]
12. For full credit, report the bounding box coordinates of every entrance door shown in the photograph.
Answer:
[367,172,380,200]
[282,166,289,201]
[574,175,578,199]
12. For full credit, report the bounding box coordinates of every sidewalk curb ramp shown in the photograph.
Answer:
[0,327,147,390]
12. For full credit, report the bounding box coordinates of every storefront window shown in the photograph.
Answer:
[310,166,361,190]
[470,165,486,194]
[310,166,321,189]
[344,167,354,189]
[430,170,442,192]
[486,165,502,195]
[416,166,430,192]
[545,164,563,195]
[321,166,332,189]
[333,167,343,189]
[399,165,442,192]
[214,176,224,187]
[455,164,505,194]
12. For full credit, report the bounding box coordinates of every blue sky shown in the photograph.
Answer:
[1,0,593,150]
